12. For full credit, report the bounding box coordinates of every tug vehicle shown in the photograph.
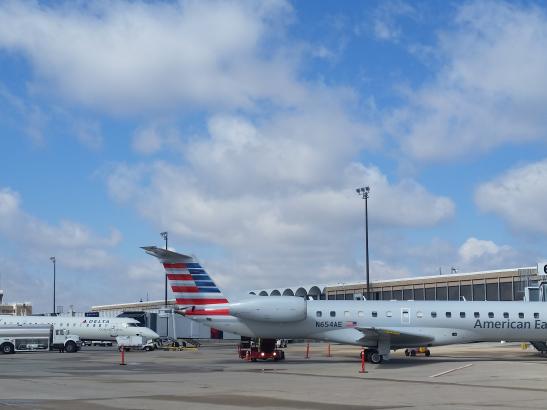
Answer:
[404,346,431,357]
[238,337,285,361]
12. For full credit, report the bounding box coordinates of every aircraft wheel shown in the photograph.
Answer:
[425,350,431,357]
[404,349,410,356]
[410,349,417,357]
[369,351,383,364]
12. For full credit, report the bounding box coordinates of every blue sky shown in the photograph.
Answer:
[1,0,547,313]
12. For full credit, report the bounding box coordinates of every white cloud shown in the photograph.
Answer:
[72,120,103,150]
[389,1,547,161]
[132,126,163,155]
[458,237,512,264]
[0,84,47,145]
[131,123,184,155]
[0,0,302,114]
[0,188,174,312]
[0,187,121,270]
[105,111,454,291]
[362,1,416,42]
[476,159,547,234]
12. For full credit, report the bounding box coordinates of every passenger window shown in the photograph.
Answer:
[474,312,480,318]
[344,311,350,318]
[372,311,377,318]
[519,313,524,319]
[460,312,465,318]
[316,311,322,318]
[446,312,451,318]
[416,311,423,318]
[358,311,364,317]
[386,311,393,318]
[535,313,540,319]
[503,312,509,319]
[488,312,494,318]
[431,312,437,318]
[330,311,336,317]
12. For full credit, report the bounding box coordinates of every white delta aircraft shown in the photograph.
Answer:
[0,315,159,342]
[144,246,547,364]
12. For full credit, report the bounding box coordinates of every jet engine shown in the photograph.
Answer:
[229,297,307,322]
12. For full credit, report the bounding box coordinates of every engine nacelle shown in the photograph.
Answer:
[230,297,307,322]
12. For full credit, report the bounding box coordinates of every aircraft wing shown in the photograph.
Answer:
[356,326,434,346]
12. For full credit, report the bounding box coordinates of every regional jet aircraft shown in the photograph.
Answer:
[144,246,547,363]
[0,315,159,342]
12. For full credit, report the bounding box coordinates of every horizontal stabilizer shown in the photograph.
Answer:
[141,246,194,263]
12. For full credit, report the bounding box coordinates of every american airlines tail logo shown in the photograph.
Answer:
[163,262,228,305]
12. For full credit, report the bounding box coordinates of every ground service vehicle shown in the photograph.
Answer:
[88,340,113,347]
[276,339,289,348]
[116,335,151,351]
[405,346,431,357]
[239,337,285,361]
[0,325,81,354]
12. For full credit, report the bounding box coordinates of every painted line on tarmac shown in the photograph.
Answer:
[429,364,473,378]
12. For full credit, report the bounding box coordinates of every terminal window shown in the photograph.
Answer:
[473,284,485,301]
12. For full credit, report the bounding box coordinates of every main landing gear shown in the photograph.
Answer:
[360,349,383,364]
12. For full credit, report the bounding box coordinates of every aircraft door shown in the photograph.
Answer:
[108,323,118,337]
[401,308,410,325]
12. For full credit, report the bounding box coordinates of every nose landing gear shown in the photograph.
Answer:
[360,348,383,364]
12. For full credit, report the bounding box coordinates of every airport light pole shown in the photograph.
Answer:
[50,256,56,315]
[356,186,371,300]
[160,231,169,338]
[160,232,168,306]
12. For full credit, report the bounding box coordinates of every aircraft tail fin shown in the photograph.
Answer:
[142,246,229,306]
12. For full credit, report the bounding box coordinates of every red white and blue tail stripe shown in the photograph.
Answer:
[142,246,228,307]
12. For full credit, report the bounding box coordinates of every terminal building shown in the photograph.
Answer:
[0,289,33,315]
[250,266,541,302]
